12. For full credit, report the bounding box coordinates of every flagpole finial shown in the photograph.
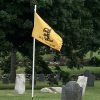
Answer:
[34,5,37,13]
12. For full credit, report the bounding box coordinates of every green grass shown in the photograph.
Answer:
[0,80,60,90]
[0,90,60,100]
[83,81,100,100]
[0,81,49,90]
[51,66,100,79]
[0,81,100,100]
[50,66,100,76]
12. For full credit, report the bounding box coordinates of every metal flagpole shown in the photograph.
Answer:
[32,5,37,100]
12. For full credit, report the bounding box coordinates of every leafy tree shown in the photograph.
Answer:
[36,0,100,68]
[0,52,11,73]
[0,0,33,82]
[0,0,100,78]
[0,0,52,82]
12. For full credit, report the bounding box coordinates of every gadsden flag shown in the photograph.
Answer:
[32,13,63,51]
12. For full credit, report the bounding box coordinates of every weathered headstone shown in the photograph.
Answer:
[2,74,9,84]
[15,74,25,94]
[77,76,88,95]
[48,74,58,86]
[84,70,95,87]
[61,81,82,100]
[41,87,62,93]
[38,74,45,81]
[40,87,54,93]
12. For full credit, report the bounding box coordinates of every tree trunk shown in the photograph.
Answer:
[9,48,16,83]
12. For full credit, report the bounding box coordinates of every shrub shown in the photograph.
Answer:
[60,71,70,85]
[89,57,100,66]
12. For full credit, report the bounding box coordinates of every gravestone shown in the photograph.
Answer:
[41,87,62,93]
[61,81,82,100]
[40,87,54,93]
[2,74,9,84]
[2,77,9,84]
[48,74,58,86]
[15,74,25,94]
[77,76,88,96]
[54,74,60,81]
[38,74,45,81]
[84,70,95,87]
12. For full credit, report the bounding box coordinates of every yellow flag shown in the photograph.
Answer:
[32,13,63,51]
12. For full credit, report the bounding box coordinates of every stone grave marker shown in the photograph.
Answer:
[84,70,95,87]
[77,76,88,96]
[15,74,25,94]
[41,87,62,93]
[2,74,9,84]
[38,74,45,81]
[61,81,82,100]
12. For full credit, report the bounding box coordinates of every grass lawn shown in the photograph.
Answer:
[0,81,100,100]
[0,90,60,100]
[50,66,100,76]
[83,80,100,100]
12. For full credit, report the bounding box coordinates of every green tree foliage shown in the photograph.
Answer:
[36,0,100,68]
[0,0,100,72]
[0,0,33,53]
[0,52,11,73]
[0,0,52,75]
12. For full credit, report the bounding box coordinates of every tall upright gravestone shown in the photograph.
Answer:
[15,74,25,94]
[77,76,88,96]
[61,81,82,100]
[84,70,95,87]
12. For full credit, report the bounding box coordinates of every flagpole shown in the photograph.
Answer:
[32,5,37,100]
